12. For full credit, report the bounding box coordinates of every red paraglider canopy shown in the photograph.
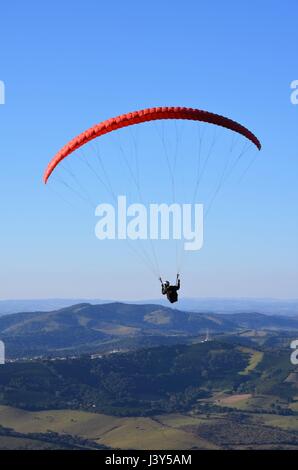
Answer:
[44,106,261,183]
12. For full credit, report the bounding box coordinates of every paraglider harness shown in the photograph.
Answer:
[160,274,180,304]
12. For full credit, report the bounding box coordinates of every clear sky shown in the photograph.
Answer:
[0,0,297,300]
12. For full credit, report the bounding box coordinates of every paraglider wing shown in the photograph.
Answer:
[43,107,261,183]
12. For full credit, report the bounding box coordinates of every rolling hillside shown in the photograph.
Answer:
[0,340,296,415]
[1,303,298,358]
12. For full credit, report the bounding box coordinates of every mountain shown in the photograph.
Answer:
[1,302,298,359]
[0,299,110,316]
[0,340,297,450]
[1,297,297,317]
[223,311,298,329]
[0,340,296,416]
[0,342,252,414]
[0,302,233,358]
[175,298,298,316]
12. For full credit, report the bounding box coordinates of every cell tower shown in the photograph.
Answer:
[201,328,210,343]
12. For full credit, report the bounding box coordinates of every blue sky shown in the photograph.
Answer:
[0,0,297,300]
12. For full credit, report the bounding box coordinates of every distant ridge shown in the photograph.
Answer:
[0,297,297,316]
[1,302,298,359]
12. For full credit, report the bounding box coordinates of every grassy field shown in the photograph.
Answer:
[238,348,264,375]
[97,416,217,449]
[215,394,252,409]
[213,393,291,412]
[0,406,120,439]
[253,414,298,430]
[0,406,217,449]
[0,405,297,449]
[289,401,298,412]
[0,435,63,450]
[155,413,211,427]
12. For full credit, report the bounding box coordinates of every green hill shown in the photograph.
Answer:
[1,302,298,359]
[0,340,296,416]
